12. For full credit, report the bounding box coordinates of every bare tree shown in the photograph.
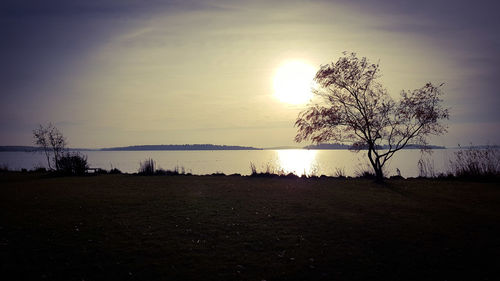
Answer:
[33,123,67,170]
[295,53,449,182]
[33,124,52,170]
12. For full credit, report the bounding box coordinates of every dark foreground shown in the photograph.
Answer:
[1,173,499,280]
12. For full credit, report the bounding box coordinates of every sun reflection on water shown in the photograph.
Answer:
[276,149,318,177]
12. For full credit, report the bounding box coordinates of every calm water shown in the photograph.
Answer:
[0,149,457,177]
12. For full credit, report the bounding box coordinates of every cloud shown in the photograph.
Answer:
[1,0,499,146]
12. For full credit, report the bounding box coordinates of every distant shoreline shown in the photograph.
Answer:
[3,144,499,152]
[99,144,262,151]
[0,144,263,152]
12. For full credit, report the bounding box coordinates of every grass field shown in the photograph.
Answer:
[1,172,499,280]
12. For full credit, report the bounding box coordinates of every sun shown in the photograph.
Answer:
[273,60,316,105]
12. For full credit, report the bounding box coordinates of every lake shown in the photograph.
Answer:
[0,149,458,177]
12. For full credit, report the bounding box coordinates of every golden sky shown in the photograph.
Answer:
[1,0,499,147]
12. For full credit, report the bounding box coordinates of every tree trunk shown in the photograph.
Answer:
[43,149,52,170]
[374,166,384,183]
[368,148,384,183]
[371,157,384,183]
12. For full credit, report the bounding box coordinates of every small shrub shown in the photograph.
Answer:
[155,168,168,175]
[58,152,89,176]
[250,162,257,175]
[333,167,346,178]
[95,168,108,174]
[418,157,436,178]
[32,167,47,173]
[137,161,190,176]
[437,172,454,179]
[265,163,273,174]
[450,145,500,179]
[170,165,186,175]
[354,162,376,179]
[355,170,376,179]
[166,170,180,176]
[139,158,156,175]
[284,173,299,179]
[109,168,122,174]
[249,162,287,177]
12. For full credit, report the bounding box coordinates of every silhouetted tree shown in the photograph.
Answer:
[33,123,67,170]
[295,53,449,182]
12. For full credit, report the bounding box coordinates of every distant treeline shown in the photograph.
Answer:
[0,146,95,152]
[0,146,42,152]
[303,143,352,150]
[0,143,458,152]
[100,144,262,151]
[450,145,500,149]
[303,143,446,150]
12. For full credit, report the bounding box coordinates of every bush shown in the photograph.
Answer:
[333,167,346,178]
[249,162,287,177]
[109,168,122,174]
[354,162,377,179]
[95,168,108,174]
[139,158,156,175]
[450,145,500,179]
[355,170,376,179]
[137,160,187,176]
[418,157,437,178]
[32,167,47,173]
[250,162,257,175]
[58,152,89,176]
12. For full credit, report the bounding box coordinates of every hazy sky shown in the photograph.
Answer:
[1,0,499,148]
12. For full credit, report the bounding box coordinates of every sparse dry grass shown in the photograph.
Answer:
[1,172,499,280]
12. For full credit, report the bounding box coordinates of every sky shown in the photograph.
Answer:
[1,0,499,148]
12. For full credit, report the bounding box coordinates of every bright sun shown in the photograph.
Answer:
[273,60,316,105]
